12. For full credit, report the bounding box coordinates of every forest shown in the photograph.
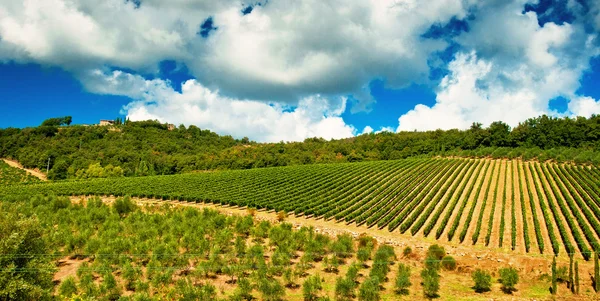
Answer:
[1,114,599,180]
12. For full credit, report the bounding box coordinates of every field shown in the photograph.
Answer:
[3,157,600,260]
[0,159,42,184]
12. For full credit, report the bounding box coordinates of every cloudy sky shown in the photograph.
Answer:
[0,0,599,142]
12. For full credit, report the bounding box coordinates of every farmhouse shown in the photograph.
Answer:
[99,120,115,126]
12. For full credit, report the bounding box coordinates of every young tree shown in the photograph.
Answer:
[303,274,323,301]
[257,277,285,301]
[594,252,600,292]
[569,254,574,293]
[551,256,557,295]
[498,267,519,294]
[358,276,380,301]
[421,268,440,299]
[575,261,580,295]
[471,269,491,293]
[335,276,356,301]
[394,263,411,295]
[441,255,457,271]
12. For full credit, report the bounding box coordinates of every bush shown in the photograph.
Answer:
[441,256,456,271]
[427,244,446,260]
[421,268,440,298]
[335,276,355,301]
[472,269,491,293]
[499,267,519,293]
[358,276,380,301]
[402,246,412,257]
[114,196,137,216]
[394,263,411,295]
[59,276,78,297]
[303,274,323,301]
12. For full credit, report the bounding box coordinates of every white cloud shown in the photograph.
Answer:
[87,70,356,142]
[397,1,599,132]
[568,96,600,117]
[361,126,374,134]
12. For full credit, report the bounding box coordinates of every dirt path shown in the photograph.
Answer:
[488,160,507,249]
[1,158,47,181]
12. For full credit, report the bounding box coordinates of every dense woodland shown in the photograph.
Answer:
[1,115,600,180]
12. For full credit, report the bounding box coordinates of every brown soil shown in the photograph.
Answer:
[522,162,554,255]
[2,158,47,181]
[53,257,87,283]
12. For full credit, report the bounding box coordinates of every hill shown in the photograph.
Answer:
[0,159,42,184]
[1,114,600,180]
[4,157,600,260]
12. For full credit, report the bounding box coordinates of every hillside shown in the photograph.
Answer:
[4,157,600,260]
[1,114,600,180]
[0,159,42,184]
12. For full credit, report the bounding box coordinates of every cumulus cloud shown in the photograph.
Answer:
[397,1,599,131]
[86,70,355,142]
[568,96,600,117]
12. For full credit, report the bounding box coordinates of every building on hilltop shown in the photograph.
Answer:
[167,123,175,131]
[99,120,115,126]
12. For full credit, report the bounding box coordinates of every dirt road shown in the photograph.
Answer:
[1,158,47,181]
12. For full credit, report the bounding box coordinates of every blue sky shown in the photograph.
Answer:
[0,0,599,141]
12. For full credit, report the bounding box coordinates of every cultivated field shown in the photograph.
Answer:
[0,159,42,184]
[3,158,600,260]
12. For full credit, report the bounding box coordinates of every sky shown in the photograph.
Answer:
[0,0,599,142]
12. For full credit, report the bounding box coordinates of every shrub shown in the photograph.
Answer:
[402,246,412,257]
[427,244,446,260]
[471,269,491,293]
[421,268,440,298]
[499,267,519,294]
[114,196,137,216]
[441,256,456,271]
[335,276,355,301]
[58,276,78,297]
[276,211,287,222]
[358,276,380,301]
[303,274,323,301]
[394,263,411,295]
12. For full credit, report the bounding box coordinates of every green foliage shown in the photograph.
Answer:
[369,245,396,281]
[440,256,456,271]
[394,263,411,295]
[334,276,355,301]
[499,267,519,294]
[41,116,72,127]
[421,268,440,299]
[551,256,557,295]
[426,244,446,261]
[113,196,137,215]
[257,277,285,301]
[58,276,78,297]
[471,269,491,293]
[402,246,412,257]
[0,208,54,301]
[302,274,323,301]
[0,160,41,184]
[358,276,380,301]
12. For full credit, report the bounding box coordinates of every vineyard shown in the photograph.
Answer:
[0,159,42,184]
[3,158,600,259]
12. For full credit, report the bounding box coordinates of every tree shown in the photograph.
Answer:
[257,277,285,301]
[0,212,54,300]
[595,251,600,292]
[471,269,491,293]
[575,261,580,295]
[41,116,72,126]
[394,263,411,295]
[569,254,574,293]
[335,276,355,301]
[302,274,323,301]
[551,256,557,295]
[421,268,440,299]
[358,276,380,301]
[114,196,138,216]
[498,267,519,294]
[58,276,78,298]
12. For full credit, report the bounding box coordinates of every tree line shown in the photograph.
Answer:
[0,114,599,180]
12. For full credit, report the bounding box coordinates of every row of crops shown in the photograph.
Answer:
[2,158,600,259]
[0,160,41,184]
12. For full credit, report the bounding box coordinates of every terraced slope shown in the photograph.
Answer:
[0,160,42,184]
[2,158,599,259]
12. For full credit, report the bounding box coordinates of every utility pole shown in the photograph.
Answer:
[46,157,50,174]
